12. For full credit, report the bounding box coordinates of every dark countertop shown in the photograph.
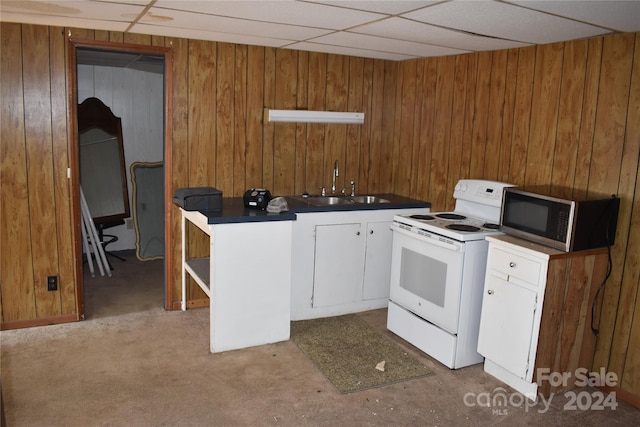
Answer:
[199,198,297,224]
[198,194,431,224]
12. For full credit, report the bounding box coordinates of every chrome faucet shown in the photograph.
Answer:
[331,160,339,194]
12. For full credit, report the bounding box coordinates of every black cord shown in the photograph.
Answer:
[590,195,617,337]
[590,242,612,336]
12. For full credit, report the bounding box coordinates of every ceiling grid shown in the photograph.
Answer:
[1,0,638,61]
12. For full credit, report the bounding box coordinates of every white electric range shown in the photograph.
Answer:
[387,179,515,369]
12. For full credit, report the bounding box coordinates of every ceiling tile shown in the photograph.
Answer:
[353,17,531,51]
[142,7,332,41]
[131,23,294,47]
[403,0,612,44]
[0,0,145,23]
[312,31,469,57]
[509,0,640,33]
[153,0,384,29]
[287,41,418,61]
[304,0,440,15]
[0,12,130,32]
[96,0,151,5]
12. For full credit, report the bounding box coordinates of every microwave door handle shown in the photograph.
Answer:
[390,224,462,252]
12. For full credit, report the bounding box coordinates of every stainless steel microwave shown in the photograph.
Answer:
[500,187,620,252]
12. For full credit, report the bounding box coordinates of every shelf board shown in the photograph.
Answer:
[185,258,210,297]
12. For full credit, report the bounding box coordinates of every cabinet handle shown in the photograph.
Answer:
[370,230,374,234]
[356,231,361,236]
[487,290,494,295]
[509,262,516,268]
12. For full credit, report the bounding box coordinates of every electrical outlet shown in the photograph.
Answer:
[127,219,133,229]
[47,276,58,291]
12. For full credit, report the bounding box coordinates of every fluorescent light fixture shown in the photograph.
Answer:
[268,109,364,124]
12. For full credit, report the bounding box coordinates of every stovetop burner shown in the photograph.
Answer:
[436,213,467,220]
[410,214,435,220]
[394,212,505,242]
[446,224,481,232]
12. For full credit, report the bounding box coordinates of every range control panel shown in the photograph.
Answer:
[454,179,515,206]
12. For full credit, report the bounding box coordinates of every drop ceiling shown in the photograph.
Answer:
[1,0,639,61]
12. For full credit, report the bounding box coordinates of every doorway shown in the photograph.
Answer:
[67,39,173,319]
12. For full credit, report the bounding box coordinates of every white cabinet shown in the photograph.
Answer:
[313,223,365,307]
[478,244,543,382]
[362,221,393,300]
[291,208,429,320]
[478,235,609,400]
[477,275,537,379]
[313,220,394,307]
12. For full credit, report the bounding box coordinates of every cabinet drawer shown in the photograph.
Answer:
[489,247,541,285]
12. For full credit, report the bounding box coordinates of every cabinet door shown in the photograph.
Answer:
[362,221,393,300]
[477,274,537,379]
[312,223,365,307]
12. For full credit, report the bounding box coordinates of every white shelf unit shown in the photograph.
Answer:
[180,208,293,353]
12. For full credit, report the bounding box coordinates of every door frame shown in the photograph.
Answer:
[66,38,174,317]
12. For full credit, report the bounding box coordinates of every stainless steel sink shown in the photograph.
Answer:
[351,195,390,204]
[290,194,391,206]
[307,196,354,206]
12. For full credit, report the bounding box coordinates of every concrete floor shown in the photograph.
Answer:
[1,253,637,426]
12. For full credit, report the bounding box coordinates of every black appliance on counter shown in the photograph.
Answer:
[243,188,272,209]
[173,187,222,211]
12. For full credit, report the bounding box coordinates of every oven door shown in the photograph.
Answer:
[389,224,464,334]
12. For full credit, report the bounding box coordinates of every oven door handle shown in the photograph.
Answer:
[390,224,463,252]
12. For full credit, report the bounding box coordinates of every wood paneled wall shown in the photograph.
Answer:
[1,24,76,325]
[1,22,638,402]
